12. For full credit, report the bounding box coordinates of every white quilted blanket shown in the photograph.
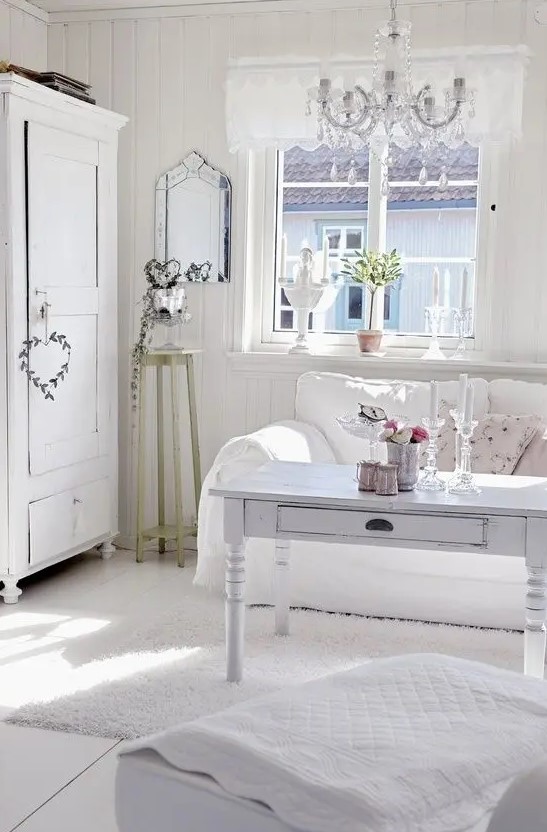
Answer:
[121,654,547,832]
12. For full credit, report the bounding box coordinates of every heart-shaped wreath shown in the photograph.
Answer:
[19,332,72,401]
[144,258,182,290]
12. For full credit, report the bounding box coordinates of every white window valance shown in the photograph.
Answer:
[226,46,529,152]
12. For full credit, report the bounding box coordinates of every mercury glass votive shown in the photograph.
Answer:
[356,460,379,491]
[375,463,398,496]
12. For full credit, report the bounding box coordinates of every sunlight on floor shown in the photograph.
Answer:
[0,645,202,708]
[0,612,71,632]
[0,607,203,708]
[0,611,111,662]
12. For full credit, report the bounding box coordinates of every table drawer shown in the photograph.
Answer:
[277,506,487,547]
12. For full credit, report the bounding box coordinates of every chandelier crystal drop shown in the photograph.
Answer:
[307,0,475,186]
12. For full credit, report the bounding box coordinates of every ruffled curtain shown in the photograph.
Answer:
[226,46,529,152]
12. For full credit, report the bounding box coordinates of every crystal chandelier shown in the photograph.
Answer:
[307,0,475,189]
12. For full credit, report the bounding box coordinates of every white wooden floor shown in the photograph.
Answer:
[0,548,197,832]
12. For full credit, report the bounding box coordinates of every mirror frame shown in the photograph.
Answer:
[155,151,232,283]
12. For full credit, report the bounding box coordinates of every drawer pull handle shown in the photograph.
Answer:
[366,518,393,532]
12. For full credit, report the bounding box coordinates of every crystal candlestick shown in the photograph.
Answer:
[416,417,445,491]
[448,407,462,478]
[447,418,480,494]
[422,306,447,360]
[451,307,472,360]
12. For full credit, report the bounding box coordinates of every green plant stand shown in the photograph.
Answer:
[136,349,202,567]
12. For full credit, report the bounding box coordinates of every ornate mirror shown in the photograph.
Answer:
[155,151,231,283]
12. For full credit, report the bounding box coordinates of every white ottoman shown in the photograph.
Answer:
[116,655,547,832]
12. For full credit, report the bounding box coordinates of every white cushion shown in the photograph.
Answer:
[513,424,547,477]
[489,379,547,420]
[295,372,489,464]
[437,414,541,475]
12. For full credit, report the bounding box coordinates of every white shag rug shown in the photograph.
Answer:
[7,585,524,740]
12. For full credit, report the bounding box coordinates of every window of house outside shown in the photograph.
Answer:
[274,143,479,339]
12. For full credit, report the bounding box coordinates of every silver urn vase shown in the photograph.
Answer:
[386,442,420,491]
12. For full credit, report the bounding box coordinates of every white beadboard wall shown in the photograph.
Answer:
[47,0,547,540]
[0,0,47,68]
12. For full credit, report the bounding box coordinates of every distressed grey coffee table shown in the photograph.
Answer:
[211,461,547,683]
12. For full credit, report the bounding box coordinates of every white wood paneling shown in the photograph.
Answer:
[0,0,47,69]
[47,0,547,540]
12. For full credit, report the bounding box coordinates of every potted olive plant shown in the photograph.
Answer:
[340,249,402,353]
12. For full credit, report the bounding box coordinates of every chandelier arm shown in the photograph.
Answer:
[415,84,432,99]
[320,86,378,133]
[411,100,462,131]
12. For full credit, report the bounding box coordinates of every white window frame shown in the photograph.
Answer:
[240,143,496,356]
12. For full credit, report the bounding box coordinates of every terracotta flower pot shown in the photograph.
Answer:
[356,329,383,354]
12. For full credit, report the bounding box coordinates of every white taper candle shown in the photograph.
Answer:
[458,373,468,416]
[280,234,287,281]
[443,268,451,308]
[322,236,329,281]
[429,380,439,423]
[464,381,474,423]
[460,267,469,309]
[432,267,440,307]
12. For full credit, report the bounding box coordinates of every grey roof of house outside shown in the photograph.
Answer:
[283,143,479,208]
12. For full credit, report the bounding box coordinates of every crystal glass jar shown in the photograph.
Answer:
[149,285,192,351]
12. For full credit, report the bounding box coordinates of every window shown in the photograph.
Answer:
[273,143,479,339]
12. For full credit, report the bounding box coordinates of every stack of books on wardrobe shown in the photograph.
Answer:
[0,62,95,104]
[38,72,95,104]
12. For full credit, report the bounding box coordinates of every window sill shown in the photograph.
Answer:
[226,348,547,380]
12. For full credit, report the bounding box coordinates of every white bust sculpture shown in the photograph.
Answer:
[294,247,314,286]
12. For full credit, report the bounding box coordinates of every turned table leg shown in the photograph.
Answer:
[226,543,246,683]
[0,577,22,604]
[225,497,246,683]
[275,539,291,636]
[525,564,547,678]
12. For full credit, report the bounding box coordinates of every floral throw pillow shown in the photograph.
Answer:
[436,413,541,475]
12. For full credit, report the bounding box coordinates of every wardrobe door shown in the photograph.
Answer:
[26,123,107,475]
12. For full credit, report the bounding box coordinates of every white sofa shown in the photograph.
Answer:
[196,372,547,630]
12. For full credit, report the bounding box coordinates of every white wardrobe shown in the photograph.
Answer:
[0,73,127,603]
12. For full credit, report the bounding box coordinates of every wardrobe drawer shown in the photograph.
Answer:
[29,478,111,566]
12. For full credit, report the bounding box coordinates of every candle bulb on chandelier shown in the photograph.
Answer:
[424,95,435,120]
[453,77,466,102]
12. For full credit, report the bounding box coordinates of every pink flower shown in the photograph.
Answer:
[411,425,429,444]
[383,419,398,432]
